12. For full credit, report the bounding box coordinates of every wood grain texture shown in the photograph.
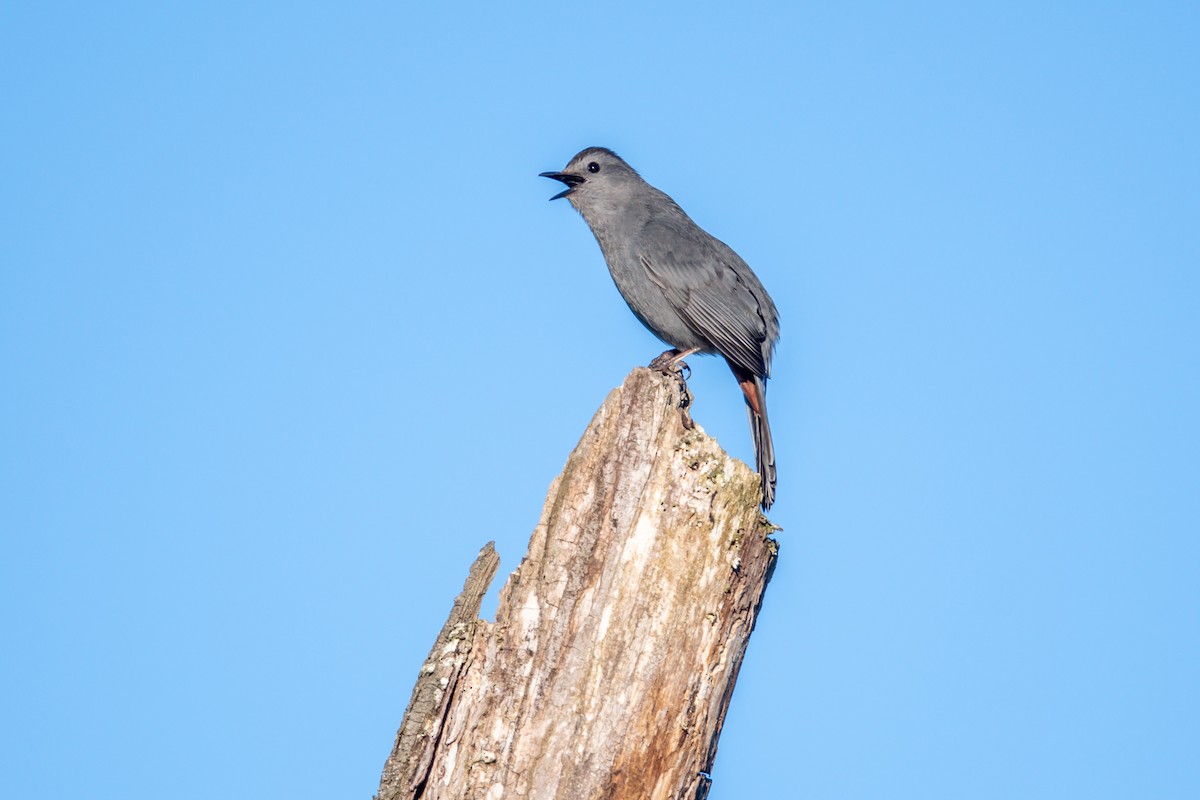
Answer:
[378,368,778,800]
[377,543,501,800]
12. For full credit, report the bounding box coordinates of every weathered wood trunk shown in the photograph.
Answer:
[377,367,779,800]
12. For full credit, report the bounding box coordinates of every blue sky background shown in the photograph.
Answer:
[3,2,1197,798]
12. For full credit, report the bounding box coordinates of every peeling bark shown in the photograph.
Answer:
[378,368,779,800]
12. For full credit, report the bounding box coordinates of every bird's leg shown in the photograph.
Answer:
[649,347,700,429]
[648,348,684,371]
[649,346,702,376]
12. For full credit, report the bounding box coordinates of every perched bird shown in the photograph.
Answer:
[541,147,780,509]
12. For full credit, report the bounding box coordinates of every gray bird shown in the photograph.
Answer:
[541,147,780,509]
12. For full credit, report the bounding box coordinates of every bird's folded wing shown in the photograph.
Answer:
[638,219,773,377]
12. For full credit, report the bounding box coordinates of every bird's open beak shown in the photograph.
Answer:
[540,171,585,201]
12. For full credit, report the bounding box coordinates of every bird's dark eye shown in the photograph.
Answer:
[587,162,600,173]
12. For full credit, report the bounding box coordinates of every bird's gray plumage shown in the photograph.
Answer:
[541,147,780,509]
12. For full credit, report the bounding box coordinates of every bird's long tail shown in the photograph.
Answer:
[731,366,776,510]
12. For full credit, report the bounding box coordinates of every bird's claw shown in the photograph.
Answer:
[648,349,679,371]
[649,348,691,379]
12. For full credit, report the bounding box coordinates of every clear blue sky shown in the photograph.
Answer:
[3,2,1197,798]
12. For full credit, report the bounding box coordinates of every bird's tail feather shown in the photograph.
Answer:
[733,369,776,510]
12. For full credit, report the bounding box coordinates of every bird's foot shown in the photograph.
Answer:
[649,348,684,374]
[649,347,697,380]
[650,349,696,429]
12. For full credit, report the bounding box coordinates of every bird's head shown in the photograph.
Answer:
[540,147,643,212]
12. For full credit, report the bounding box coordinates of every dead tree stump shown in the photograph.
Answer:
[377,367,779,800]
